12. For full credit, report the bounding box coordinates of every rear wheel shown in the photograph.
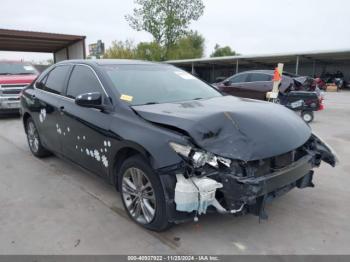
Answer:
[25,117,51,157]
[301,111,314,123]
[118,155,170,231]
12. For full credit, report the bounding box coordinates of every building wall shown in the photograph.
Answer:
[54,48,68,62]
[293,61,350,80]
[54,40,85,62]
[68,40,85,60]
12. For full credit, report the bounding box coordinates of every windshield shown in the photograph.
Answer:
[103,64,222,105]
[0,62,38,75]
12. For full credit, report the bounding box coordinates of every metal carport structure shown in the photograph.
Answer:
[166,49,350,83]
[0,28,86,62]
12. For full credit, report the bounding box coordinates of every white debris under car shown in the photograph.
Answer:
[174,174,223,215]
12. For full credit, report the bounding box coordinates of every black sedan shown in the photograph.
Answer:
[20,60,337,231]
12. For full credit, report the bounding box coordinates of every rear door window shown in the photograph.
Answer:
[66,65,102,99]
[246,73,272,82]
[43,66,70,95]
[229,73,248,84]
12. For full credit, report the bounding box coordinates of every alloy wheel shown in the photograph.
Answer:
[121,167,156,224]
[27,121,39,153]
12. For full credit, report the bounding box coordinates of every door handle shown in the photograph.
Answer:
[31,94,36,99]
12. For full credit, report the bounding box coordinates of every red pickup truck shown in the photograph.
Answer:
[0,61,38,114]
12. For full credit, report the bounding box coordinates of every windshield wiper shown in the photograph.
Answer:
[134,102,160,106]
[16,72,35,75]
[0,72,34,75]
[143,102,159,105]
[142,99,204,105]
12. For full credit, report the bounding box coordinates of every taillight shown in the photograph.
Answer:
[318,98,324,110]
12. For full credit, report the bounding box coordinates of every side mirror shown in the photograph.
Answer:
[75,92,103,109]
[223,80,230,86]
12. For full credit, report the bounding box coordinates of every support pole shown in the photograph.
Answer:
[235,60,239,74]
[295,56,300,75]
[191,62,195,75]
[211,64,215,83]
[312,60,316,77]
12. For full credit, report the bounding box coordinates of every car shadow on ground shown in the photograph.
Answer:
[0,113,21,119]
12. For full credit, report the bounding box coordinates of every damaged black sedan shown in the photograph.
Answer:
[20,60,338,231]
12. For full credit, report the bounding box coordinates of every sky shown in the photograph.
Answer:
[1,0,350,62]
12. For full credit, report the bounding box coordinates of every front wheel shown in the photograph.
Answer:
[301,111,314,123]
[118,155,170,231]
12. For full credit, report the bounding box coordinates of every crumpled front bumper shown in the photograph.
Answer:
[223,154,314,203]
[215,155,315,219]
[159,134,338,223]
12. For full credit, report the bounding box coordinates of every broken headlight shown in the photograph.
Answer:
[169,142,231,168]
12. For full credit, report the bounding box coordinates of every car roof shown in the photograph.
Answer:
[238,70,298,77]
[56,59,164,67]
[239,70,274,75]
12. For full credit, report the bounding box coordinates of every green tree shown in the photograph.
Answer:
[135,41,164,61]
[167,31,205,60]
[105,31,204,61]
[210,44,236,57]
[103,40,136,59]
[126,0,205,52]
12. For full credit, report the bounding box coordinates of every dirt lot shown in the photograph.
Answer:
[0,91,349,255]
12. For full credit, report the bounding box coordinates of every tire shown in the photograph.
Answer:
[301,111,314,123]
[118,155,171,231]
[25,117,51,158]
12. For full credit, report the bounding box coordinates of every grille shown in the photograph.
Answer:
[2,88,23,95]
[0,83,28,95]
[272,151,294,169]
[244,144,308,178]
[1,84,28,88]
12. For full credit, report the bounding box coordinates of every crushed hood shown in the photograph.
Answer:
[132,96,311,161]
[293,76,314,88]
